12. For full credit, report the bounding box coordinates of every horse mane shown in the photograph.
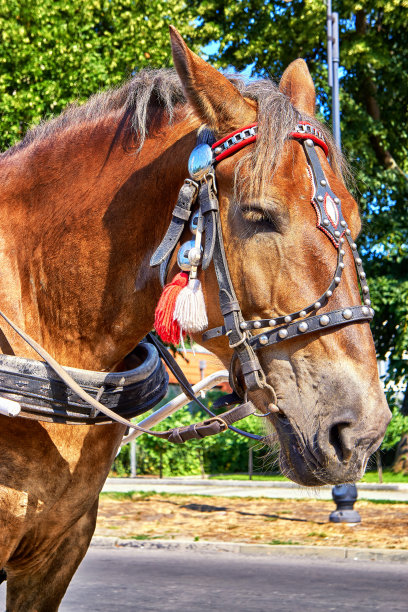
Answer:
[1,67,348,193]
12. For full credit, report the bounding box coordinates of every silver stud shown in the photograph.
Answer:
[214,147,222,155]
[364,299,371,306]
[278,328,288,339]
[299,310,307,318]
[320,179,327,186]
[340,237,345,244]
[340,220,347,227]
[335,276,341,284]
[268,319,276,327]
[240,322,248,330]
[326,290,333,297]
[351,243,357,250]
[323,218,330,226]
[346,229,351,235]
[360,272,366,280]
[259,335,268,345]
[298,322,309,333]
[342,309,353,320]
[306,139,314,147]
[362,306,370,316]
[356,258,362,265]
[339,262,345,269]
[362,285,369,294]
[334,230,340,237]
[334,197,340,205]
[284,315,292,324]
[254,321,261,329]
[370,308,375,317]
[320,315,330,326]
[314,301,321,310]
[317,195,324,202]
[340,249,345,256]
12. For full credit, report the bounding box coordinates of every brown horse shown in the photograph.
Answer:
[0,27,390,610]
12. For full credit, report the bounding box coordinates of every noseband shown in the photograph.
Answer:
[151,121,373,406]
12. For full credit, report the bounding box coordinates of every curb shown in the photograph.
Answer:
[105,477,408,493]
[91,536,408,563]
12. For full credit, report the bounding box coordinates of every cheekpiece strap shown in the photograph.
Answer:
[150,179,198,268]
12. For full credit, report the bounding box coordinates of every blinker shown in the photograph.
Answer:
[188,144,213,180]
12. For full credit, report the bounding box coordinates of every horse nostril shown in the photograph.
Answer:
[328,422,353,463]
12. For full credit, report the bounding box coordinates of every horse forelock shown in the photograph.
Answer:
[1,66,349,194]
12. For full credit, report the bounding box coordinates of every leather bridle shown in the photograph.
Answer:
[151,121,374,408]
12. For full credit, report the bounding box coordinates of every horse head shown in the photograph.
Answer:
[166,28,390,485]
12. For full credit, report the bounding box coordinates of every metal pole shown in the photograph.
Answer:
[331,11,341,148]
[326,0,333,87]
[130,439,137,477]
[326,6,360,522]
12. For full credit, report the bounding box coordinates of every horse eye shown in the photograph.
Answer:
[241,206,279,231]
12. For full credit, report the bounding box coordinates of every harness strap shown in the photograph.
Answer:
[199,179,218,270]
[148,333,264,441]
[0,310,262,442]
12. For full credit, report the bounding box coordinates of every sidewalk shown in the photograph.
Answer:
[103,477,408,502]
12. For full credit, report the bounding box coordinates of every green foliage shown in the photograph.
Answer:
[112,388,267,477]
[0,0,193,149]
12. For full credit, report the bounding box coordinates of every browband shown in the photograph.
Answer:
[211,120,329,163]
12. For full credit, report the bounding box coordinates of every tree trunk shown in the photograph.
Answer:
[392,432,408,474]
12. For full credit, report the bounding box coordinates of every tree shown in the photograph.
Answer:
[0,0,190,149]
[183,0,408,465]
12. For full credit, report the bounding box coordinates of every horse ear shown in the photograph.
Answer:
[279,59,316,116]
[169,26,256,133]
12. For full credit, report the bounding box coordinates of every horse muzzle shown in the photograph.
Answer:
[271,394,391,486]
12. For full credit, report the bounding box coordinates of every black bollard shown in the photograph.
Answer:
[329,484,361,523]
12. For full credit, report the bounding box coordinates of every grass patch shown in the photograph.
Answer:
[208,471,408,484]
[360,471,408,484]
[307,532,328,538]
[268,539,300,546]
[359,498,408,505]
[209,474,289,481]
[100,491,157,501]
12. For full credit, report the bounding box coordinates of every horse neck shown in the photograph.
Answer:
[0,109,197,369]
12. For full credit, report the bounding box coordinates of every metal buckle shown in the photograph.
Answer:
[226,329,249,349]
[204,171,218,194]
[184,178,199,192]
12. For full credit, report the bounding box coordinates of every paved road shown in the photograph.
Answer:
[60,548,408,611]
[103,477,408,502]
[2,547,407,610]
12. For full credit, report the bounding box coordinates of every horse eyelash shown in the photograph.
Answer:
[241,207,279,231]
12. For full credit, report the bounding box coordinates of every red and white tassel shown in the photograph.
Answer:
[154,272,188,344]
[174,277,208,334]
